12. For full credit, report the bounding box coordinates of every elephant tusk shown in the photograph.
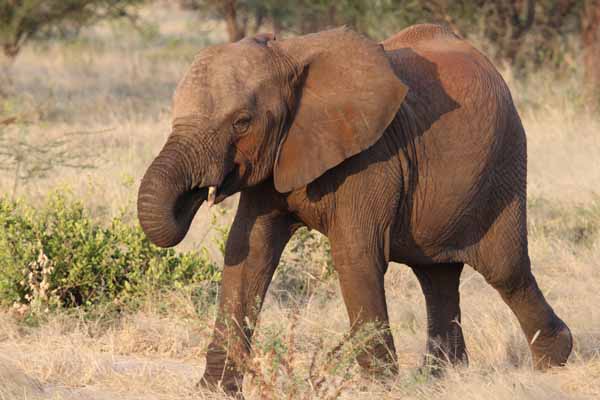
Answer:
[207,186,217,207]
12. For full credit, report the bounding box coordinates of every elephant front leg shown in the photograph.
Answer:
[202,266,260,394]
[331,236,398,377]
[410,263,467,372]
[200,194,295,395]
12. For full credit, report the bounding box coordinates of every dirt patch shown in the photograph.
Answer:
[0,355,45,399]
[0,351,203,400]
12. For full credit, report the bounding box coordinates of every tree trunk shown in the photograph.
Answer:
[272,14,282,37]
[222,0,245,42]
[506,0,536,62]
[582,0,600,103]
[327,4,337,27]
[249,7,264,35]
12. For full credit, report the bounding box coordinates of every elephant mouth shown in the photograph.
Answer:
[138,164,244,248]
[204,164,242,206]
[189,164,241,209]
[173,185,209,220]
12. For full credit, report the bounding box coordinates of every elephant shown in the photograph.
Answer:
[137,24,572,395]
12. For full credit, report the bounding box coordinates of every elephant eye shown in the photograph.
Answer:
[233,115,251,135]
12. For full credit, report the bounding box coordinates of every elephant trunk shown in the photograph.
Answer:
[137,140,208,248]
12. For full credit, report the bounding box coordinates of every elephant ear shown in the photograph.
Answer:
[272,27,408,193]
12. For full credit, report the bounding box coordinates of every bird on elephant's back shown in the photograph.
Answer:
[137,23,572,396]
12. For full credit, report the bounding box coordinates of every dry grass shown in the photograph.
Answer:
[1,3,599,399]
[1,247,599,399]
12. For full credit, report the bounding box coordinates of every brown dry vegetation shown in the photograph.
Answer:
[1,3,599,399]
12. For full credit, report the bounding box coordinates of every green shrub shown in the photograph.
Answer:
[0,190,220,311]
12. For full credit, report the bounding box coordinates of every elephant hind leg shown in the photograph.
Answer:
[476,256,572,368]
[475,254,572,369]
[470,198,572,369]
[410,262,468,372]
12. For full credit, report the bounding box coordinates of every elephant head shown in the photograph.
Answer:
[137,28,408,247]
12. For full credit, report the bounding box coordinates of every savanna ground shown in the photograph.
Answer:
[1,3,600,399]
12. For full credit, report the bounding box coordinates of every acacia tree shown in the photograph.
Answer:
[0,0,145,61]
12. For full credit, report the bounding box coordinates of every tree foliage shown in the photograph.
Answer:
[0,0,145,60]
[182,0,600,94]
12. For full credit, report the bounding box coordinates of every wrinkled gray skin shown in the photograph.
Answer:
[138,25,572,396]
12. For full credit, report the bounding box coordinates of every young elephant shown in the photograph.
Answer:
[137,25,572,394]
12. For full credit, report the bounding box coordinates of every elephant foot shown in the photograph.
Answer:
[531,320,572,370]
[198,346,244,398]
[421,352,468,377]
[419,355,466,379]
[356,343,399,381]
[358,363,399,381]
[420,333,469,377]
[197,373,243,398]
